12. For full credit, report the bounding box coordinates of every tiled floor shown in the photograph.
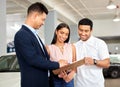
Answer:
[105,78,120,87]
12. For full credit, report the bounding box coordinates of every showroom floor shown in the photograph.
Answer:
[105,78,120,87]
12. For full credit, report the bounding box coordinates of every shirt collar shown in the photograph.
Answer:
[23,24,37,35]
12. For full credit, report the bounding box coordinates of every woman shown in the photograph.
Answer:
[46,23,76,87]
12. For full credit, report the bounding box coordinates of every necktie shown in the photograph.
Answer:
[36,34,49,59]
[36,34,50,77]
[36,34,45,53]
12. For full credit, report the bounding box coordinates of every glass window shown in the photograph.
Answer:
[0,54,20,72]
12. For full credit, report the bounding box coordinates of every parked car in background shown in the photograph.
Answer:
[103,54,120,78]
[0,53,120,87]
[0,53,20,87]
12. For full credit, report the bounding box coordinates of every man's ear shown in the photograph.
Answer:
[32,12,39,19]
[90,29,93,32]
[30,12,38,22]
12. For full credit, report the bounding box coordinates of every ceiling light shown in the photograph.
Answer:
[106,0,116,9]
[113,5,120,22]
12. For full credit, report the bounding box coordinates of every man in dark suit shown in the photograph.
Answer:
[14,2,67,87]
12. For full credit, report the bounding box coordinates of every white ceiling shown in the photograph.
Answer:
[7,0,120,24]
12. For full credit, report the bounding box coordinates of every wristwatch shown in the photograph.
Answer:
[93,59,97,65]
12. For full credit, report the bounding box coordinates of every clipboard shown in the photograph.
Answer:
[52,59,85,75]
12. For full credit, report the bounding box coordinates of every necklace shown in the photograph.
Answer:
[55,43,64,49]
[55,44,64,54]
[58,46,64,49]
[58,46,64,54]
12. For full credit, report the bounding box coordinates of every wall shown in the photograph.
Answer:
[93,19,120,37]
[7,14,25,43]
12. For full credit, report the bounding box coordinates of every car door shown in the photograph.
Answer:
[0,54,20,87]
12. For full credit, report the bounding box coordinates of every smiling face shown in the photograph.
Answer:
[78,25,92,41]
[56,27,69,43]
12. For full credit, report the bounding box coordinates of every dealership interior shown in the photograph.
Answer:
[0,0,120,87]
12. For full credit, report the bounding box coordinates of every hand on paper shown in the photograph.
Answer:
[58,59,68,68]
[84,57,94,65]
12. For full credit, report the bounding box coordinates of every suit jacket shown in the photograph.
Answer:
[14,25,59,87]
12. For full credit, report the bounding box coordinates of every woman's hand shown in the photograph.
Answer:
[58,71,67,78]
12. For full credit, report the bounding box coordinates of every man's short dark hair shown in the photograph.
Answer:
[78,18,93,30]
[27,2,48,15]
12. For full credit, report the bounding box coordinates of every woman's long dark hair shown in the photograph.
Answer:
[51,23,70,44]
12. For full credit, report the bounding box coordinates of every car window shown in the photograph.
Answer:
[110,54,120,63]
[0,54,20,72]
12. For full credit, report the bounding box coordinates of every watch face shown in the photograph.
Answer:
[94,59,97,65]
